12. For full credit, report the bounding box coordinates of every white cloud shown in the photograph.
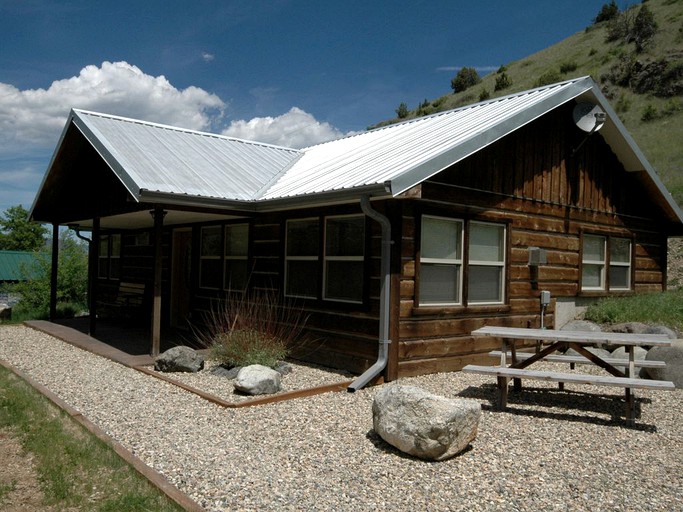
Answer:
[0,61,225,156]
[437,65,499,74]
[221,107,345,149]
[201,52,215,62]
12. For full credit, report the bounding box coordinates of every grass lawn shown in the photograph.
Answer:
[0,364,184,512]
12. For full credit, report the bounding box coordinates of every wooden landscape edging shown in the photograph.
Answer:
[134,365,352,408]
[0,357,206,512]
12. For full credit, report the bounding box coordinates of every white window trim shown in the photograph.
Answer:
[582,235,607,291]
[419,215,464,306]
[467,220,506,305]
[608,238,632,291]
[284,218,319,299]
[323,214,365,304]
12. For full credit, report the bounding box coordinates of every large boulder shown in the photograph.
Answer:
[642,340,683,388]
[154,346,204,373]
[372,385,480,461]
[561,320,602,332]
[234,365,282,395]
[609,346,648,376]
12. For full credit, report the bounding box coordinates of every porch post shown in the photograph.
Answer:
[151,206,165,356]
[49,223,59,322]
[89,218,100,336]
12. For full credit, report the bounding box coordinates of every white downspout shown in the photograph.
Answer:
[348,195,392,392]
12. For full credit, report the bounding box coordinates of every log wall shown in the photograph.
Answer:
[396,103,670,378]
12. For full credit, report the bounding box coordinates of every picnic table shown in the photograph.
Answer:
[462,326,676,423]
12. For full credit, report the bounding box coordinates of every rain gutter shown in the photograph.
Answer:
[348,195,392,392]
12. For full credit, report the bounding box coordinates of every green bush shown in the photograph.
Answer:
[535,70,562,87]
[641,104,659,122]
[211,329,288,368]
[560,61,578,74]
[494,72,512,91]
[584,289,683,331]
[451,67,481,93]
[201,289,308,369]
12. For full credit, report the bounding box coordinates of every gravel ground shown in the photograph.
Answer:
[1,324,681,512]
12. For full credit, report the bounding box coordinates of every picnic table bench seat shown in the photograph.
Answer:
[462,364,675,390]
[488,350,667,369]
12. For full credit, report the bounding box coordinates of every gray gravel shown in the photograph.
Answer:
[1,324,681,512]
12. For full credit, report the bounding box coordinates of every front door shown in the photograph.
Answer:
[170,228,192,329]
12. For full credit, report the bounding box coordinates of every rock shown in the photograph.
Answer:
[372,385,480,461]
[154,346,204,373]
[565,347,611,359]
[274,362,293,375]
[642,340,683,388]
[211,364,241,379]
[643,325,679,339]
[561,320,602,332]
[234,365,282,395]
[606,322,649,334]
[609,346,648,376]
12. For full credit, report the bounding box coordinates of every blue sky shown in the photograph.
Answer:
[0,0,611,215]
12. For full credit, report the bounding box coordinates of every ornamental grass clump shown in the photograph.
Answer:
[201,290,308,369]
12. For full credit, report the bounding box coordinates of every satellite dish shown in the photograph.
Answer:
[573,103,606,133]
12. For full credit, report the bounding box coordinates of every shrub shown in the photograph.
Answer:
[641,104,659,122]
[200,289,308,369]
[594,1,619,24]
[479,88,490,101]
[494,72,512,91]
[451,67,481,93]
[535,70,561,87]
[560,61,578,74]
[395,102,409,119]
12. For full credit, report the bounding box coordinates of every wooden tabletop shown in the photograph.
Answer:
[471,326,673,347]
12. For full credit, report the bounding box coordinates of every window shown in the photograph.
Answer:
[418,216,506,306]
[468,222,506,303]
[98,234,121,280]
[224,224,249,290]
[199,226,222,289]
[285,218,319,298]
[199,224,250,290]
[419,216,463,305]
[323,215,365,303]
[582,234,632,291]
[609,238,632,290]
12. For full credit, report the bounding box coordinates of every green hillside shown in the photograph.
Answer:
[373,0,683,206]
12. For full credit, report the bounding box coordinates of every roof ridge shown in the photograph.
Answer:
[72,109,302,154]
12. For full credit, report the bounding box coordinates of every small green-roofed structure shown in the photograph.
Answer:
[0,250,39,283]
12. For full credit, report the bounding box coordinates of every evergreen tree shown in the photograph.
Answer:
[0,205,48,252]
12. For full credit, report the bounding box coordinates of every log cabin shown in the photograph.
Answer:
[29,76,683,387]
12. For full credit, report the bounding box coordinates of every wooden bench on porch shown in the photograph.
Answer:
[97,281,146,319]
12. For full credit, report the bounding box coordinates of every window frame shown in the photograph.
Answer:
[284,217,320,299]
[418,215,464,306]
[581,232,633,292]
[466,220,506,305]
[198,223,251,291]
[223,223,250,291]
[97,233,121,281]
[322,214,366,304]
[417,214,507,308]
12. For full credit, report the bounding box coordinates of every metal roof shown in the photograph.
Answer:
[0,250,39,282]
[261,77,596,200]
[72,110,302,201]
[30,76,683,227]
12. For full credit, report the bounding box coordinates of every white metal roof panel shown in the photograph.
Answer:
[260,77,594,200]
[73,110,302,201]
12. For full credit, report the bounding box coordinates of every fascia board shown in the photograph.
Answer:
[71,110,142,202]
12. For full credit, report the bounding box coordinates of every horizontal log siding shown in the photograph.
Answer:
[396,104,669,378]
